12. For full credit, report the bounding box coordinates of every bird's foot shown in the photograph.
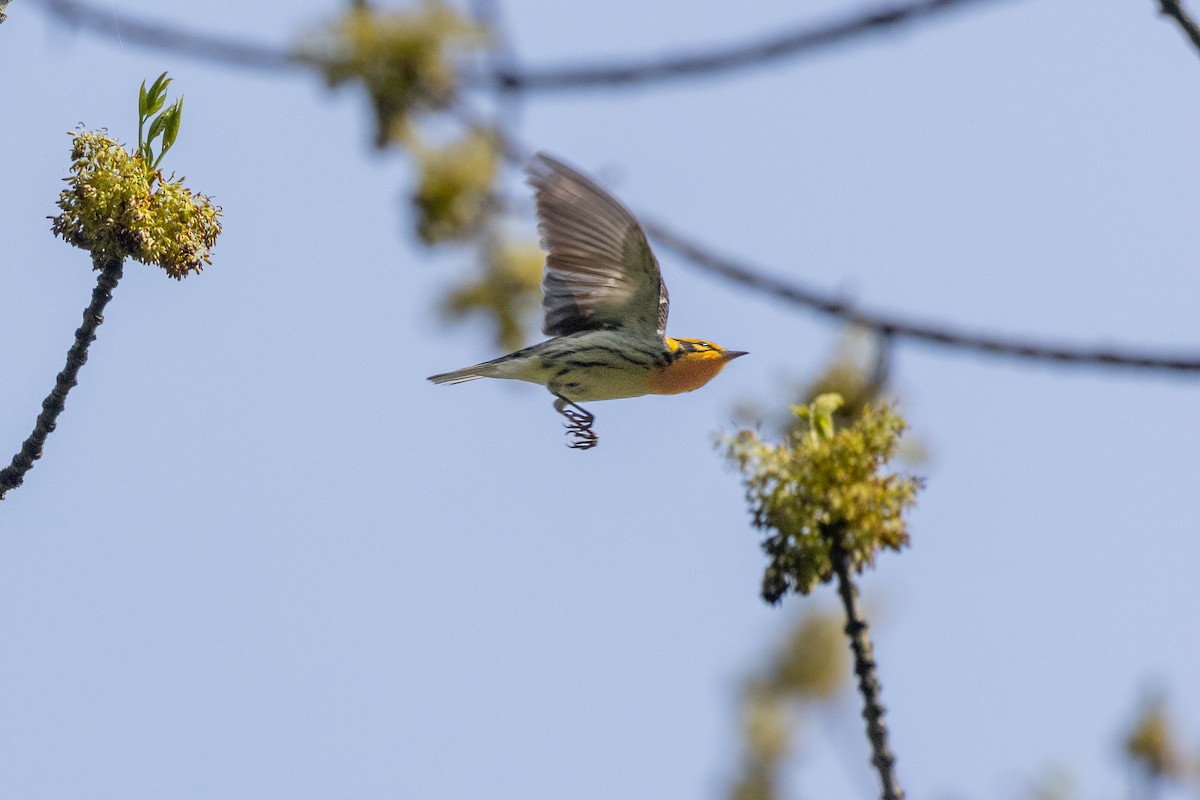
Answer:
[564,422,598,450]
[554,396,598,451]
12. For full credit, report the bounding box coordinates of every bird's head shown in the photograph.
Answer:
[648,337,748,395]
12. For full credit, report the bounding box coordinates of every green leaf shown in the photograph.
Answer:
[138,80,149,122]
[810,393,844,441]
[146,72,169,100]
[144,92,167,119]
[144,72,171,117]
[160,99,183,155]
[147,71,168,92]
[146,112,169,148]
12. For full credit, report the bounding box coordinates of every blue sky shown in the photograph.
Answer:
[3,1,1199,798]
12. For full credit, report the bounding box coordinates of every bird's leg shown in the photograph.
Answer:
[552,394,598,450]
[553,395,593,426]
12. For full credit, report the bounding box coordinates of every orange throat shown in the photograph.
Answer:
[647,357,729,395]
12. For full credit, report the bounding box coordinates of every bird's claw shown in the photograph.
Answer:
[559,406,591,425]
[554,396,598,451]
[564,420,598,450]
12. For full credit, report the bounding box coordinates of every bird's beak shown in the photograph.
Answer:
[724,351,749,360]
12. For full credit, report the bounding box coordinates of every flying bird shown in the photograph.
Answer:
[428,153,746,449]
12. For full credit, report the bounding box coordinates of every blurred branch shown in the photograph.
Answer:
[467,0,522,132]
[37,0,299,71]
[35,0,1200,377]
[490,0,1011,91]
[481,119,1200,377]
[1158,0,1200,54]
[644,221,1200,375]
[33,0,1014,90]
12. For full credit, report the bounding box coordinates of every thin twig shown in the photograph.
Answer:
[489,0,1011,91]
[467,0,524,133]
[1158,0,1200,55]
[827,523,904,800]
[644,221,1200,375]
[0,258,124,501]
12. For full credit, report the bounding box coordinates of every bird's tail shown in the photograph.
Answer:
[426,359,504,385]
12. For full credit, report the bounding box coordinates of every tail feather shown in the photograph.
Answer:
[427,362,501,385]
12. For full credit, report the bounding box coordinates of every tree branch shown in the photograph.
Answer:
[827,523,905,800]
[491,0,1011,91]
[480,120,1200,377]
[467,0,525,143]
[1158,0,1200,55]
[1,258,124,501]
[643,220,1200,375]
[32,0,1015,90]
[37,0,299,71]
[33,0,1200,377]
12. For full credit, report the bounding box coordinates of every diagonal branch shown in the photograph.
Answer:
[1,258,124,501]
[476,120,1200,378]
[37,0,299,71]
[643,221,1200,375]
[1158,0,1200,55]
[491,0,1012,91]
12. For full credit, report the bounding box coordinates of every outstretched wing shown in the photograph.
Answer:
[526,153,669,338]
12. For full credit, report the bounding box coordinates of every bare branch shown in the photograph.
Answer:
[488,0,1013,92]
[643,221,1200,375]
[1,258,124,501]
[828,523,905,800]
[1158,0,1200,55]
[32,0,1200,377]
[37,0,298,71]
[467,0,525,140]
[476,119,1200,377]
[32,0,1016,92]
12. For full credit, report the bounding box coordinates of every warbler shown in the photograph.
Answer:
[428,153,746,449]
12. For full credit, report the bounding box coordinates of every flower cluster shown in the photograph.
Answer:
[724,396,920,602]
[441,237,543,350]
[298,1,484,148]
[50,130,221,278]
[410,129,499,245]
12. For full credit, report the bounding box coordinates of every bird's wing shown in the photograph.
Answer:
[526,153,669,338]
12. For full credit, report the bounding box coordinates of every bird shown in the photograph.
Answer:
[428,153,747,450]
